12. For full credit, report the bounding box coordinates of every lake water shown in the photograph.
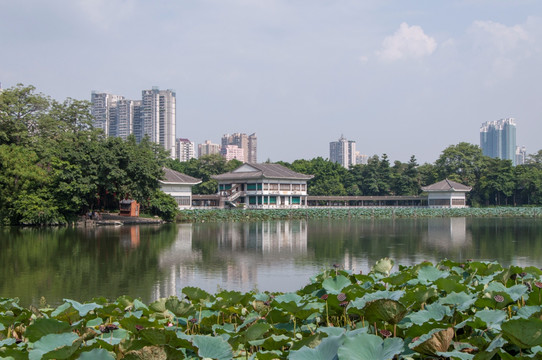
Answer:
[2,217,542,307]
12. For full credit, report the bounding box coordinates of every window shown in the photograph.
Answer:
[249,196,257,205]
[247,184,257,191]
[292,197,300,204]
[175,196,191,206]
[429,199,450,206]
[292,184,301,191]
[280,184,290,191]
[269,183,278,190]
[269,196,276,204]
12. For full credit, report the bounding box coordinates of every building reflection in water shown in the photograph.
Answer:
[422,217,472,260]
[154,221,308,300]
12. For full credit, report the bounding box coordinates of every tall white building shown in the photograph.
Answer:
[516,145,527,165]
[330,135,356,169]
[90,92,124,136]
[176,138,196,162]
[90,88,176,158]
[141,88,176,158]
[115,99,140,140]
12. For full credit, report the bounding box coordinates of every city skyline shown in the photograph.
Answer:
[91,88,177,158]
[1,1,541,164]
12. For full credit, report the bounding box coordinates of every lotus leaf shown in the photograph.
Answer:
[192,335,232,360]
[485,282,528,301]
[404,303,453,325]
[64,299,102,317]
[363,299,407,324]
[473,309,507,330]
[77,348,116,360]
[417,265,449,283]
[515,305,542,319]
[372,258,395,276]
[95,328,130,348]
[251,334,291,351]
[400,286,438,308]
[436,350,474,360]
[289,335,343,360]
[322,275,351,295]
[409,327,454,356]
[25,318,72,342]
[28,332,80,360]
[501,318,542,348]
[435,277,468,294]
[349,290,404,311]
[337,333,404,360]
[253,350,284,359]
[182,287,214,304]
[439,292,477,311]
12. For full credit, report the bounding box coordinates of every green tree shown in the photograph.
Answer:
[0,84,50,146]
[475,157,515,206]
[148,190,179,221]
[434,142,486,187]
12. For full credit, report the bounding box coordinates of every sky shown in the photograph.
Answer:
[1,0,541,164]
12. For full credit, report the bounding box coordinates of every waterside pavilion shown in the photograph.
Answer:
[421,179,471,208]
[211,163,313,208]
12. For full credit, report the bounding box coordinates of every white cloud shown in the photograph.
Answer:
[377,23,437,61]
[470,20,530,54]
[467,19,538,82]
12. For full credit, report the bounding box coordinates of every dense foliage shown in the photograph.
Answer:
[277,143,542,207]
[166,154,243,195]
[2,259,542,359]
[0,84,171,225]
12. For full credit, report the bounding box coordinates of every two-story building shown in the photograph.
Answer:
[160,167,202,209]
[211,163,313,209]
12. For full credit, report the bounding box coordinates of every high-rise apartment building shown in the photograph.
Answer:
[115,99,139,140]
[221,133,257,163]
[90,88,176,158]
[480,118,517,165]
[90,92,124,136]
[198,140,221,157]
[141,88,176,158]
[330,135,356,169]
[176,138,196,162]
[222,145,245,161]
[516,145,527,166]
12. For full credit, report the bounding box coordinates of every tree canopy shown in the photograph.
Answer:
[0,84,169,225]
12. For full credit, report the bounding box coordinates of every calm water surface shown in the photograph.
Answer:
[2,217,542,306]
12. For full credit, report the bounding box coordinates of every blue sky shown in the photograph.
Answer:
[1,0,541,164]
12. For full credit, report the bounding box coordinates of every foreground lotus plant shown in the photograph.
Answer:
[1,258,542,359]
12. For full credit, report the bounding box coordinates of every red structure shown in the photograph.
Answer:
[119,199,140,217]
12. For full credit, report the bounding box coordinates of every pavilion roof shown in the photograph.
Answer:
[421,179,472,192]
[212,163,313,181]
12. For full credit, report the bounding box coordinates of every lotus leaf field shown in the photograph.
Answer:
[2,259,542,359]
[176,207,542,223]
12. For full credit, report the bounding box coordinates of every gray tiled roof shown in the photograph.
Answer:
[421,179,472,192]
[212,163,313,181]
[161,167,201,184]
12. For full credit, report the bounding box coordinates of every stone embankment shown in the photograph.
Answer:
[79,213,163,226]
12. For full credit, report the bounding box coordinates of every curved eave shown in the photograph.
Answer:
[159,180,202,186]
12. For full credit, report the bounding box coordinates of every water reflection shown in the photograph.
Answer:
[2,217,542,307]
[155,221,309,299]
[423,217,472,260]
